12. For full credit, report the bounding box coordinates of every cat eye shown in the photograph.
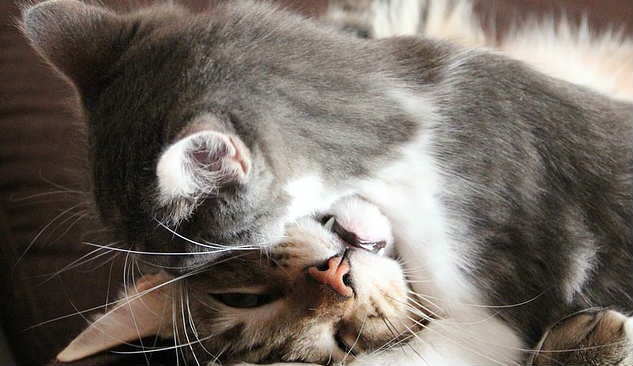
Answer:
[211,293,275,308]
[334,329,356,356]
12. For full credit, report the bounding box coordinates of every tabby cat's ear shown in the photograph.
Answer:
[56,272,173,362]
[156,126,252,208]
[21,0,124,90]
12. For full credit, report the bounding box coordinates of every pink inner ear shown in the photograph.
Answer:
[186,131,250,177]
[228,136,250,175]
[191,144,230,167]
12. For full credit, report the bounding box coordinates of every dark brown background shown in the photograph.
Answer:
[1,0,631,364]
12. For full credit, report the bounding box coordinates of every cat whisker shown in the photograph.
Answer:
[55,273,151,351]
[409,290,546,310]
[79,250,122,273]
[379,316,422,361]
[37,173,82,193]
[24,263,214,331]
[390,294,442,322]
[111,332,218,354]
[404,290,446,317]
[134,258,212,272]
[373,328,417,356]
[154,218,242,250]
[82,241,243,256]
[342,313,366,364]
[122,252,150,365]
[104,254,117,315]
[14,202,86,269]
[49,210,90,244]
[155,217,287,250]
[395,319,426,363]
[384,295,526,364]
[404,315,519,366]
[172,293,181,366]
[185,287,216,358]
[404,303,554,360]
[179,285,201,366]
[9,189,87,203]
[36,241,121,285]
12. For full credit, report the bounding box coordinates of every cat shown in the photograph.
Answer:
[55,196,633,365]
[55,196,420,365]
[21,0,632,364]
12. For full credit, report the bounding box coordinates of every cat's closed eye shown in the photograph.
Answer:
[210,293,277,308]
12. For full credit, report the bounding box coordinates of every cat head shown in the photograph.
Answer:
[56,216,425,364]
[20,0,310,268]
[22,0,419,269]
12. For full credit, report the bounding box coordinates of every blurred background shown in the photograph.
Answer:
[1,0,631,364]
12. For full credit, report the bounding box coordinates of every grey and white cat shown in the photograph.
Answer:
[21,0,632,364]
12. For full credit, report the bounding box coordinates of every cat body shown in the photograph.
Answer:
[22,0,633,364]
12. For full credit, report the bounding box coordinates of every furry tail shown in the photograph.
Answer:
[325,0,633,102]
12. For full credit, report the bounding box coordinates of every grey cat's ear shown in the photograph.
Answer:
[156,129,251,206]
[56,272,173,362]
[21,0,123,89]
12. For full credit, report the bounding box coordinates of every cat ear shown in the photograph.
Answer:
[56,272,173,362]
[156,129,251,206]
[21,0,123,89]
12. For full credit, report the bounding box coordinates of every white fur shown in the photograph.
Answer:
[351,89,523,365]
[156,134,202,203]
[351,311,522,365]
[283,175,350,222]
[565,244,597,303]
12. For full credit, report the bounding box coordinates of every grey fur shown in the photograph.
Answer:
[22,0,632,357]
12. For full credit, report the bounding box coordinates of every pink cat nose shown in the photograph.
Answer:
[308,254,353,297]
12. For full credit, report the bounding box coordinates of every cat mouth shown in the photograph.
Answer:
[322,216,387,254]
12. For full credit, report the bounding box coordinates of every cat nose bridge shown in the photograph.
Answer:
[307,253,353,298]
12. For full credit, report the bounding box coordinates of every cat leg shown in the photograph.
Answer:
[529,309,633,366]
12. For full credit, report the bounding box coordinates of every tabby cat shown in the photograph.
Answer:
[56,197,633,365]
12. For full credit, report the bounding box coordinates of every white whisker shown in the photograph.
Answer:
[37,241,121,285]
[82,242,243,256]
[410,291,545,310]
[122,252,150,365]
[14,202,85,268]
[180,285,201,366]
[342,313,366,364]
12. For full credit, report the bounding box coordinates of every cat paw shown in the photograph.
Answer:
[324,196,393,255]
[530,309,633,366]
